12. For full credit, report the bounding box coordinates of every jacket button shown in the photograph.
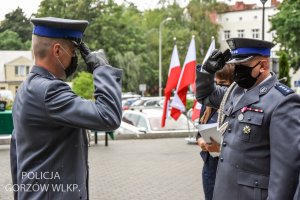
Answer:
[222,142,227,147]
[232,114,235,118]
[254,180,259,186]
[248,118,252,121]
[220,157,224,162]
[227,128,231,133]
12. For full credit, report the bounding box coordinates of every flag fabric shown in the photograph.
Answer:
[191,100,202,121]
[170,36,196,120]
[191,37,215,93]
[161,44,181,127]
[202,37,215,66]
[191,38,215,120]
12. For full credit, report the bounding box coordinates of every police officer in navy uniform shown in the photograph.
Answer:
[10,17,122,200]
[196,37,300,200]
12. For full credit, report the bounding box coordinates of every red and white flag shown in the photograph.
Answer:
[170,36,196,120]
[161,44,181,127]
[191,37,215,121]
[191,100,202,121]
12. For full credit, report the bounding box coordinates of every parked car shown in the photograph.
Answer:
[122,108,197,134]
[128,97,164,110]
[114,121,142,135]
[122,98,139,110]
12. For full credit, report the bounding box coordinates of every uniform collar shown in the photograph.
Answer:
[232,72,277,113]
[31,66,56,79]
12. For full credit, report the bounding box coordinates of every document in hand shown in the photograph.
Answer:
[198,123,221,157]
[197,123,221,144]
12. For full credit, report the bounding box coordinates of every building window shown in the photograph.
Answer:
[0,87,5,90]
[15,65,30,76]
[226,18,229,21]
[239,17,242,21]
[224,30,231,40]
[26,66,30,75]
[254,15,258,19]
[237,29,245,38]
[252,29,260,39]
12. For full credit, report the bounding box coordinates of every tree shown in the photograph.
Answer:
[72,72,94,99]
[278,51,291,87]
[0,30,25,50]
[270,0,300,71]
[35,0,221,95]
[0,7,32,44]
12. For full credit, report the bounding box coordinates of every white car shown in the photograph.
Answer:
[122,108,197,134]
[114,121,142,135]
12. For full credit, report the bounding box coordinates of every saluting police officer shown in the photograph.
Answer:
[10,17,122,200]
[196,38,300,200]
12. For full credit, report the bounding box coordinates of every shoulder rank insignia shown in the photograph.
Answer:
[275,83,294,96]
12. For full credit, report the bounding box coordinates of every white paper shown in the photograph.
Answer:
[198,123,221,157]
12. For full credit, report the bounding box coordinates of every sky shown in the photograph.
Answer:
[0,0,276,21]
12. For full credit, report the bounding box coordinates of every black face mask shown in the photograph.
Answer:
[233,61,261,89]
[64,54,78,78]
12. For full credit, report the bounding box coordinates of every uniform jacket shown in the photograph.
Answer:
[196,69,300,200]
[10,65,122,200]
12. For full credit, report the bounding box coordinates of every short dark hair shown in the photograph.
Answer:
[215,64,234,84]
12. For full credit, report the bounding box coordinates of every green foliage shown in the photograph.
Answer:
[72,72,94,99]
[270,0,300,70]
[1,0,222,96]
[278,51,291,87]
[186,98,194,111]
[0,7,32,43]
[0,30,25,50]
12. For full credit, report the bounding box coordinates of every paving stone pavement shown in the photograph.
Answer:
[0,138,205,200]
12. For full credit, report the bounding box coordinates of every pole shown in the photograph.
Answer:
[262,3,265,40]
[159,28,162,97]
[158,17,172,97]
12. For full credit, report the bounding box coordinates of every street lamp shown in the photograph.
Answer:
[260,0,268,40]
[159,17,172,97]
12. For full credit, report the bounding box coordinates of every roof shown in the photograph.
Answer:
[0,51,33,82]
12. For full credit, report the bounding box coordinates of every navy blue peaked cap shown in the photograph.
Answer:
[31,17,89,41]
[226,38,275,64]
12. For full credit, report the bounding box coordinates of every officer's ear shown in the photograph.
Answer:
[260,59,269,72]
[53,43,61,57]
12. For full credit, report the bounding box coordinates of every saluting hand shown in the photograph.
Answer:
[79,42,109,73]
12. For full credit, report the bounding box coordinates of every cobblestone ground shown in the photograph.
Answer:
[0,138,204,200]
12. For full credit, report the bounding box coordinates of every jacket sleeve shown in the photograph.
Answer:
[268,93,300,199]
[44,65,123,131]
[196,66,227,109]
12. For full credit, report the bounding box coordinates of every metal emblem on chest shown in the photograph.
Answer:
[238,113,244,121]
[243,125,251,134]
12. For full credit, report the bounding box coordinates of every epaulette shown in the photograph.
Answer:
[275,83,294,96]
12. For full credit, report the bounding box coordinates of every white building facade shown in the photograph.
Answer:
[217,6,279,55]
[216,5,300,92]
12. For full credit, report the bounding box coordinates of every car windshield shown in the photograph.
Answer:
[149,115,193,131]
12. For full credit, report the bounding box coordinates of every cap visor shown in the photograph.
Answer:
[226,56,253,64]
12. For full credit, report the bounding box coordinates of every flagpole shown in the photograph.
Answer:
[159,17,172,97]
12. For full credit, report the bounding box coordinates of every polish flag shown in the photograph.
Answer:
[191,37,215,120]
[170,36,196,120]
[161,44,181,127]
[191,100,202,121]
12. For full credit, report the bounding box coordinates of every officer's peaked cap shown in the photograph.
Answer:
[31,17,89,41]
[226,38,275,64]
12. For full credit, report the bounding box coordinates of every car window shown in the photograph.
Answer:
[122,113,139,126]
[149,115,193,131]
[144,100,158,107]
[136,117,148,130]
